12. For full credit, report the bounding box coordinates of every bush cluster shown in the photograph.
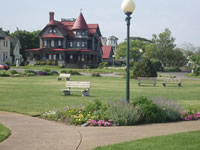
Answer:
[133,58,157,79]
[41,97,194,126]
[35,60,57,66]
[99,62,109,69]
[60,70,81,75]
[133,97,184,123]
[91,73,101,77]
[41,99,109,125]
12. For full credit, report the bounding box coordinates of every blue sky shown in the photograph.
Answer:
[1,0,200,47]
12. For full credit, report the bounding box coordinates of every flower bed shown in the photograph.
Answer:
[41,97,200,127]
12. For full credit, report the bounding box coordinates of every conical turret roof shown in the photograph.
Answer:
[72,13,88,30]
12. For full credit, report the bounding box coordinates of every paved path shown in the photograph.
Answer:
[1,111,200,150]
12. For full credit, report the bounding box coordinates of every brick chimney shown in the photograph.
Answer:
[49,12,54,22]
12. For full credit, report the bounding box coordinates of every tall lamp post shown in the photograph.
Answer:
[121,0,136,103]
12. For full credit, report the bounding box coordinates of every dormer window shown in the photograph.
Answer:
[53,29,57,33]
[49,29,53,33]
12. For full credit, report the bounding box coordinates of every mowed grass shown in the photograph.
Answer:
[0,124,11,142]
[93,130,200,150]
[0,75,200,116]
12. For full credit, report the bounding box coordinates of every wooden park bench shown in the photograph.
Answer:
[62,81,91,96]
[57,73,70,81]
[138,77,157,86]
[162,78,182,87]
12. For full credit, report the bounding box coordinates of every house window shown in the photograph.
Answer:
[6,41,8,47]
[70,41,73,47]
[77,31,80,36]
[82,31,86,36]
[49,54,52,60]
[44,40,47,47]
[53,54,56,60]
[58,40,62,47]
[59,54,62,60]
[49,29,53,33]
[3,41,5,47]
[53,29,57,33]
[82,42,85,47]
[77,41,80,47]
[51,40,55,47]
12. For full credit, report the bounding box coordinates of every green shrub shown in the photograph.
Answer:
[133,58,157,79]
[51,60,56,65]
[91,72,101,77]
[50,71,59,75]
[10,70,18,75]
[133,97,166,123]
[106,100,140,126]
[0,71,10,77]
[99,62,109,69]
[152,97,184,121]
[60,70,81,75]
[164,67,181,72]
[24,70,37,76]
[46,60,51,65]
[35,61,40,65]
[151,59,164,72]
[40,61,46,65]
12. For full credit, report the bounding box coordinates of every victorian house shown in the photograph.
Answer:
[26,12,103,68]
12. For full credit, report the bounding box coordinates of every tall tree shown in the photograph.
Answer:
[11,30,40,60]
[145,28,179,67]
[115,39,150,62]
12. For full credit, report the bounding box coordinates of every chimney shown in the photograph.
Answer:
[49,12,54,22]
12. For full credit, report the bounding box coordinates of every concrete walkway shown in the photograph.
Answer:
[1,111,200,150]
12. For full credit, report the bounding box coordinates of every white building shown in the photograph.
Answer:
[0,28,22,64]
[0,28,11,63]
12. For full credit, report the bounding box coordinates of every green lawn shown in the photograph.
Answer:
[0,124,10,142]
[0,75,200,116]
[93,130,200,150]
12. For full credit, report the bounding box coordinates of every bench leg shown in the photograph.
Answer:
[63,90,70,96]
[162,83,166,87]
[178,83,182,87]
[82,90,89,96]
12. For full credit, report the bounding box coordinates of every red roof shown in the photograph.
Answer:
[41,34,64,38]
[43,12,99,38]
[72,13,88,30]
[102,46,113,59]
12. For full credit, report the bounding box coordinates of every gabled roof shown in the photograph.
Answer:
[40,12,100,38]
[102,46,113,59]
[72,13,88,30]
[11,38,21,48]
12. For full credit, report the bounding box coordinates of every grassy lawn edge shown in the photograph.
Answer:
[93,130,200,150]
[0,124,11,142]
